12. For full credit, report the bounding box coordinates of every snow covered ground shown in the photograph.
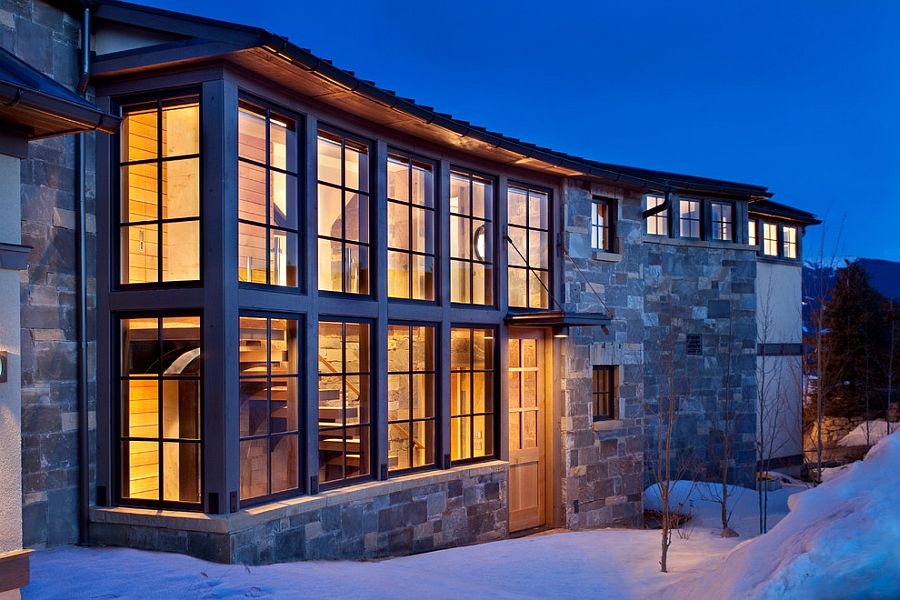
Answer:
[838,419,892,447]
[23,434,900,599]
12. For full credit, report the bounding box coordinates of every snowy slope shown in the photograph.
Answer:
[666,433,900,599]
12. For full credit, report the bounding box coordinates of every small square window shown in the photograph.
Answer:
[592,366,617,421]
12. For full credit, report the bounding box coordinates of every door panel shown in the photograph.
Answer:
[508,331,545,532]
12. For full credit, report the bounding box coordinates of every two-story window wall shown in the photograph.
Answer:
[237,103,299,287]
[119,97,200,284]
[450,170,494,305]
[387,154,436,301]
[317,130,371,295]
[507,185,549,308]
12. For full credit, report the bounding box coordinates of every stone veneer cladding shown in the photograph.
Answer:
[1,0,98,547]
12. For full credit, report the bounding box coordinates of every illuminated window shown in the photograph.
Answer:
[711,202,733,242]
[238,103,299,287]
[592,366,617,421]
[762,222,778,256]
[748,219,758,247]
[239,317,300,502]
[450,327,495,461]
[508,185,549,308]
[387,154,435,301]
[318,321,371,484]
[450,170,493,305]
[387,324,436,471]
[120,97,200,284]
[590,197,612,252]
[679,199,701,239]
[317,130,370,294]
[120,316,201,505]
[783,225,798,259]
[644,194,669,236]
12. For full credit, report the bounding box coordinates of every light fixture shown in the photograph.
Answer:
[473,224,487,261]
[554,326,569,339]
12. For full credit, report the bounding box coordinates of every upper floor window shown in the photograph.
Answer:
[783,225,798,259]
[679,199,701,239]
[450,170,493,305]
[239,316,300,502]
[590,197,613,252]
[450,327,496,461]
[387,154,435,301]
[317,130,370,294]
[644,194,668,236]
[592,366,617,421]
[508,185,549,308]
[120,96,200,284]
[762,222,778,256]
[120,316,201,506]
[238,103,299,287]
[710,202,733,242]
[748,219,758,247]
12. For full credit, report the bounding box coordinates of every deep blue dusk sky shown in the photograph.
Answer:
[144,0,900,261]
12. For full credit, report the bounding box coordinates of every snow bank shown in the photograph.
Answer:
[838,419,891,447]
[666,433,900,599]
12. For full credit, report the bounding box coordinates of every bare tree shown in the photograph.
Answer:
[707,318,739,537]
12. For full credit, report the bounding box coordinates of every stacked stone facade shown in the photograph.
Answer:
[1,0,98,547]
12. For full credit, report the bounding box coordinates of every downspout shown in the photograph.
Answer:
[76,6,91,546]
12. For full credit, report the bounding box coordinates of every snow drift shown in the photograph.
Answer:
[838,419,891,447]
[666,433,900,599]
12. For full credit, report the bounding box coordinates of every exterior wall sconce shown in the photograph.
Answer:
[553,326,569,339]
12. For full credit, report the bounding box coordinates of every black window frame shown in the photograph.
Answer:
[748,218,758,248]
[679,198,702,240]
[590,196,616,253]
[761,221,779,257]
[507,182,553,309]
[449,168,496,308]
[449,325,499,464]
[710,201,734,242]
[644,194,669,237]
[592,365,617,422]
[782,224,799,259]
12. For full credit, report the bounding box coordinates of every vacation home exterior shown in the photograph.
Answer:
[2,0,818,572]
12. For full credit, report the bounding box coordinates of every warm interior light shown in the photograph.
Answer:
[473,224,486,261]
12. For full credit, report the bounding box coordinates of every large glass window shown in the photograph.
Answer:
[645,194,668,236]
[387,154,435,301]
[120,97,200,284]
[450,170,493,305]
[679,199,701,239]
[590,197,612,253]
[762,222,778,256]
[450,327,495,461]
[710,202,733,242]
[318,321,371,484]
[239,317,300,502]
[783,225,798,259]
[508,185,549,308]
[387,324,436,471]
[120,316,201,505]
[317,130,370,294]
[238,103,299,287]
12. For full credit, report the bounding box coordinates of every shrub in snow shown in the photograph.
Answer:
[667,433,900,599]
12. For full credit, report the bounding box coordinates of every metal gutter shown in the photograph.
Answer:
[0,80,118,136]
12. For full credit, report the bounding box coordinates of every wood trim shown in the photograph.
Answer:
[0,549,30,593]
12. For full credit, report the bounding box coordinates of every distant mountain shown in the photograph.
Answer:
[856,258,900,302]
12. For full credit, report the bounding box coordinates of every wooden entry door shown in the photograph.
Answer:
[508,330,546,532]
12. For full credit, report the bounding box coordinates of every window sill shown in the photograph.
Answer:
[591,250,622,263]
[593,419,624,432]
[642,236,757,252]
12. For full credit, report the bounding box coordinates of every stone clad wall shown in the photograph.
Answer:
[1,0,97,547]
[559,179,644,529]
[642,239,758,487]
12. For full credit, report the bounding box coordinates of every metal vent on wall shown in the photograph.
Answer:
[686,334,702,355]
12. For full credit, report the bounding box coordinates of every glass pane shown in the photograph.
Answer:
[345,322,370,373]
[411,161,433,208]
[317,184,343,237]
[270,434,298,493]
[240,379,268,437]
[161,158,199,220]
[472,262,493,306]
[473,372,491,413]
[161,317,201,373]
[412,326,433,372]
[240,438,268,499]
[270,171,297,230]
[162,441,200,503]
[239,223,267,284]
[388,374,410,422]
[474,415,493,458]
[412,373,434,419]
[122,317,159,376]
[530,191,548,229]
[529,270,549,308]
[122,163,157,223]
[387,201,410,250]
[270,319,298,375]
[121,223,158,284]
[270,230,297,287]
[472,177,492,220]
[450,216,470,259]
[413,420,434,468]
[508,187,527,227]
[508,267,527,308]
[318,427,344,483]
[162,220,200,282]
[450,260,470,304]
[451,416,470,461]
[345,243,369,295]
[450,173,470,217]
[124,440,158,499]
[162,378,200,439]
[122,106,157,162]
[387,156,409,202]
[474,221,492,263]
[345,193,369,243]
[270,115,296,172]
[345,375,369,426]
[389,422,410,471]
[238,106,266,164]
[411,207,432,254]
[387,325,411,373]
[508,226,527,267]
[317,133,342,186]
[238,161,266,223]
[411,255,434,301]
[344,140,369,193]
[317,375,343,427]
[126,379,158,438]
[345,426,370,478]
[530,230,548,269]
[317,238,342,292]
[474,329,494,371]
[317,322,344,374]
[387,250,410,299]
[269,377,298,433]
[450,372,469,417]
[450,329,471,371]
[161,101,199,157]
